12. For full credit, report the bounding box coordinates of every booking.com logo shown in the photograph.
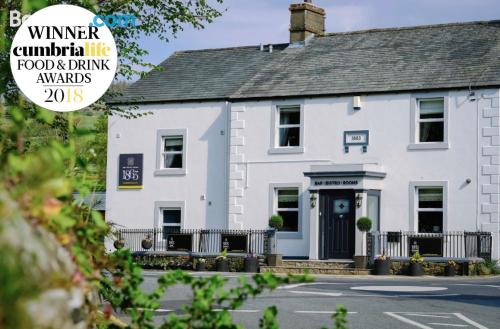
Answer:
[9,10,137,29]
[89,14,137,28]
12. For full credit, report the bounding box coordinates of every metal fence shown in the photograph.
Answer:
[116,228,273,255]
[368,231,492,260]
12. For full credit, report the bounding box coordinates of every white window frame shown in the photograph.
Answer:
[155,129,187,176]
[269,101,304,154]
[161,136,183,169]
[160,208,182,232]
[268,183,303,239]
[154,201,185,234]
[409,181,448,233]
[408,93,449,150]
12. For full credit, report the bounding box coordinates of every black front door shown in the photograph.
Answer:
[319,190,355,259]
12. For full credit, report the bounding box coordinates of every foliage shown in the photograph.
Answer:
[356,217,372,232]
[375,254,388,261]
[269,215,284,230]
[472,260,500,275]
[410,251,424,264]
[216,248,229,261]
[319,305,348,329]
[0,1,351,328]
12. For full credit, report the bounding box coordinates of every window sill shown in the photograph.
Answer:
[154,168,187,176]
[268,147,304,154]
[407,142,449,150]
[277,231,302,239]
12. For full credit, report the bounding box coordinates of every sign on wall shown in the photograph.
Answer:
[344,130,369,153]
[166,234,193,252]
[221,234,248,253]
[118,154,143,189]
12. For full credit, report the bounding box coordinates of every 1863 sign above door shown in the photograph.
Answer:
[118,154,143,189]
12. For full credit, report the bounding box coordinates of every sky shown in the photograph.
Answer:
[137,0,500,68]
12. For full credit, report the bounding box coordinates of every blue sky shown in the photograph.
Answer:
[137,0,500,67]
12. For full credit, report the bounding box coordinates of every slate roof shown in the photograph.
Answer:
[112,20,500,104]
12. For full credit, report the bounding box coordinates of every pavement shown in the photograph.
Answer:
[128,271,500,329]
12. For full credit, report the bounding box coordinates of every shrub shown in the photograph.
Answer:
[410,251,424,263]
[356,217,372,232]
[269,215,284,230]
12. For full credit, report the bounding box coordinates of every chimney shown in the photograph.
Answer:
[289,0,325,43]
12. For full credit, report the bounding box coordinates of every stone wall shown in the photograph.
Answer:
[389,260,495,276]
[228,104,246,229]
[133,253,264,272]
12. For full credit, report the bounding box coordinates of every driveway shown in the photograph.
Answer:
[132,271,500,329]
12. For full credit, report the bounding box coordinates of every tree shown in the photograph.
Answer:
[0,1,348,328]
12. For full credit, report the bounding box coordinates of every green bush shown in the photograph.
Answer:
[356,217,372,232]
[410,251,424,263]
[269,215,284,230]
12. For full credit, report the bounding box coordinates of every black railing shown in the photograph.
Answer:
[116,228,273,255]
[369,231,492,260]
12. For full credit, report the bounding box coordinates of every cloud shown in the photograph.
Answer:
[135,0,500,73]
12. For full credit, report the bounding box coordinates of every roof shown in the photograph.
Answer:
[112,20,500,104]
[73,192,106,211]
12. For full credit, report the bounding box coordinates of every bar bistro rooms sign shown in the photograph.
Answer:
[313,178,360,188]
[118,154,143,189]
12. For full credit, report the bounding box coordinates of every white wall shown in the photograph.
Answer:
[106,102,228,230]
[106,89,499,259]
[231,89,498,257]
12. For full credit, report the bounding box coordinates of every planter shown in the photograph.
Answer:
[353,256,368,269]
[216,259,229,272]
[244,258,259,273]
[196,262,206,271]
[113,239,125,250]
[409,262,424,276]
[444,265,455,277]
[374,259,391,275]
[141,239,153,250]
[267,254,282,267]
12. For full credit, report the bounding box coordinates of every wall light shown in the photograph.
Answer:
[310,192,318,208]
[355,193,363,208]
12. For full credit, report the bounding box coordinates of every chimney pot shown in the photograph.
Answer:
[289,1,325,43]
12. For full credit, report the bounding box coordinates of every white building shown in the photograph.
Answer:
[107,2,500,261]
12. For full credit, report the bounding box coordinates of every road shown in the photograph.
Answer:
[130,271,500,329]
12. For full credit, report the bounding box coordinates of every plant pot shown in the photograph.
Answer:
[374,259,391,275]
[244,258,259,273]
[409,262,424,276]
[444,265,455,277]
[216,259,229,272]
[196,262,206,271]
[353,256,368,269]
[113,239,125,250]
[141,239,153,250]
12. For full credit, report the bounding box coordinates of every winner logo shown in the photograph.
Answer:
[10,5,117,112]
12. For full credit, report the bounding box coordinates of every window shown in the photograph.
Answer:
[155,129,187,175]
[161,208,181,238]
[409,94,449,150]
[416,187,443,233]
[418,98,444,143]
[270,104,304,154]
[162,136,183,169]
[278,107,301,147]
[276,188,299,232]
[367,191,380,232]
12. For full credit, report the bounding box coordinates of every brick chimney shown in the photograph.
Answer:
[289,0,325,43]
